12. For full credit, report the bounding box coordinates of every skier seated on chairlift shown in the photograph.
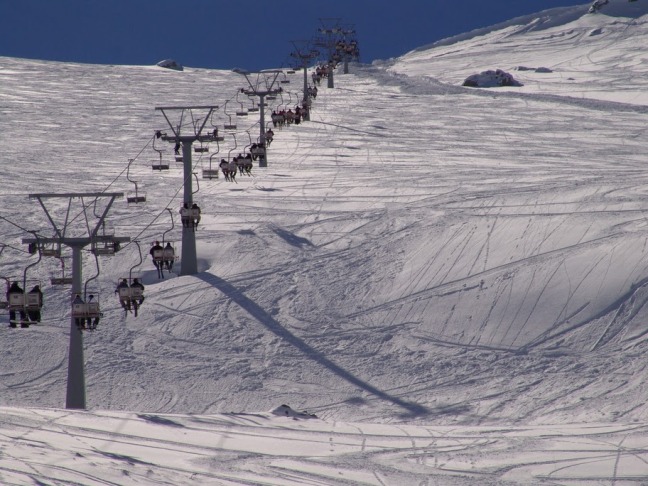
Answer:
[265,129,274,146]
[86,294,100,330]
[180,203,192,228]
[150,241,164,274]
[235,154,246,175]
[115,278,131,312]
[73,293,87,330]
[163,242,175,272]
[27,285,43,323]
[7,281,26,327]
[243,153,253,175]
[191,203,201,229]
[228,159,237,181]
[219,158,232,182]
[130,278,145,317]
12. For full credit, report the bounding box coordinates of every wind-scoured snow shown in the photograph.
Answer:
[2,0,648,483]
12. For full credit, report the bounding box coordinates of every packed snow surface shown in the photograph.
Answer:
[2,0,648,483]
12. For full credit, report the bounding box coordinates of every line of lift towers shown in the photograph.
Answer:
[1,18,359,410]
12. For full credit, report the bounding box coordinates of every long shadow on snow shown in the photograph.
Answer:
[197,272,429,418]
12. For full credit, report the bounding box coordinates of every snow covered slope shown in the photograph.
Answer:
[2,0,648,483]
[390,0,648,104]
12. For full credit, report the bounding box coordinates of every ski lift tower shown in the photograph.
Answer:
[315,18,343,89]
[155,105,219,276]
[232,69,284,168]
[289,40,320,121]
[339,24,358,75]
[22,192,130,410]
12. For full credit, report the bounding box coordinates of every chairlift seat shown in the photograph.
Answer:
[175,156,184,162]
[202,168,219,179]
[8,293,25,309]
[194,146,209,153]
[163,248,176,259]
[118,287,143,300]
[72,302,101,319]
[236,111,248,116]
[152,248,164,262]
[152,162,170,171]
[41,248,62,258]
[25,293,41,309]
[127,195,147,204]
[224,124,237,130]
[248,107,259,112]
[92,243,116,256]
[51,277,73,285]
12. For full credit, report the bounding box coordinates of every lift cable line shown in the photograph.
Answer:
[154,105,219,276]
[22,192,130,410]
[232,69,284,168]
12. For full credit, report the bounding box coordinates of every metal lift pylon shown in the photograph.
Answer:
[232,69,284,168]
[22,192,130,410]
[155,105,219,276]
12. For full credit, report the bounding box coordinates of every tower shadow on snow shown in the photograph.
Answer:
[196,272,429,418]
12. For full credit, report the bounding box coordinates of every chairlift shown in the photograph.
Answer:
[50,256,73,286]
[71,253,102,331]
[208,115,226,141]
[202,141,221,180]
[6,239,44,328]
[247,98,260,113]
[194,142,209,153]
[126,158,146,204]
[180,201,201,231]
[91,221,119,256]
[40,242,62,258]
[223,100,237,130]
[7,279,43,328]
[151,132,170,171]
[150,208,178,279]
[116,241,145,318]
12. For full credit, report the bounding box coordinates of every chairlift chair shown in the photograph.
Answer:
[7,278,43,328]
[194,143,209,154]
[127,184,147,204]
[208,114,226,141]
[151,209,179,279]
[71,292,102,330]
[116,241,145,317]
[50,257,73,285]
[91,222,119,256]
[203,155,220,180]
[152,132,170,171]
[40,242,62,258]
[126,159,146,203]
[223,100,237,130]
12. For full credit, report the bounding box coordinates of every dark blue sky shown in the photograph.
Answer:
[1,0,583,70]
